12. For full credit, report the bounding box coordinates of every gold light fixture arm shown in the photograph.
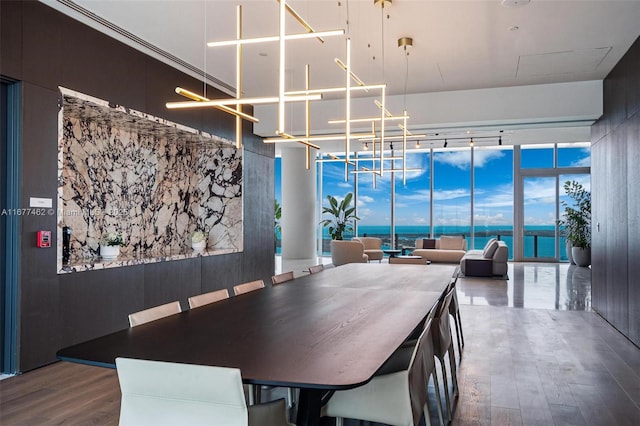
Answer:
[235,5,243,149]
[174,87,260,123]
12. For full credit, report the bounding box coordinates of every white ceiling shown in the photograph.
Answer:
[49,0,640,147]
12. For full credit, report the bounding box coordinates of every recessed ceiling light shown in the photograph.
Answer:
[501,0,530,7]
[259,52,268,57]
[509,26,520,31]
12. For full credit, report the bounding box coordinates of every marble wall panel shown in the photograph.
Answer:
[57,89,243,271]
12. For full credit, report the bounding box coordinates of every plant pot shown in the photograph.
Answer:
[100,245,120,260]
[192,240,207,251]
[571,246,591,267]
[566,240,575,265]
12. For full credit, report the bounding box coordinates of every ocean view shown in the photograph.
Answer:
[313,225,566,260]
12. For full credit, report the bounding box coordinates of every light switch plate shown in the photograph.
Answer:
[29,197,52,208]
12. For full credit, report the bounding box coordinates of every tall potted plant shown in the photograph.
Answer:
[559,180,591,267]
[274,199,282,251]
[320,192,359,240]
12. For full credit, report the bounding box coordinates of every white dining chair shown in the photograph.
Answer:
[308,264,324,274]
[432,287,459,422]
[323,317,434,426]
[233,279,265,296]
[116,357,294,426]
[188,289,230,309]
[128,301,182,327]
[271,271,295,285]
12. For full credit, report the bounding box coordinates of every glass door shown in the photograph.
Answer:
[522,176,558,260]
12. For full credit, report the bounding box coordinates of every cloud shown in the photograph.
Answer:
[434,149,504,170]
[435,151,471,170]
[432,188,470,201]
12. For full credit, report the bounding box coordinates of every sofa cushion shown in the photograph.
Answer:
[422,238,436,249]
[482,240,499,259]
[440,236,464,250]
[483,238,497,251]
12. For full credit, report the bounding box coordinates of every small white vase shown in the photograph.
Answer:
[192,240,206,251]
[100,245,120,260]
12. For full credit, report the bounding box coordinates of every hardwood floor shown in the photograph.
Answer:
[0,362,120,425]
[1,263,639,425]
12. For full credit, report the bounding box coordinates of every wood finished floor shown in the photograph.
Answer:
[2,263,640,425]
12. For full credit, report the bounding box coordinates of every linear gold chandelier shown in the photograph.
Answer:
[165,0,421,182]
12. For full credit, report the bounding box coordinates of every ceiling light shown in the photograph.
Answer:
[470,138,474,146]
[374,0,392,8]
[397,37,413,52]
[415,140,421,148]
[501,0,530,7]
[364,142,369,150]
[444,139,448,148]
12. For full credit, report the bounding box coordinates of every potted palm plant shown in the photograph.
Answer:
[320,192,359,240]
[559,180,591,267]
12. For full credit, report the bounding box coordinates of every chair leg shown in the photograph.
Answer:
[440,359,453,422]
[453,313,463,360]
[287,387,296,408]
[430,371,445,426]
[335,417,343,426]
[423,402,432,426]
[448,344,459,399]
[248,384,255,405]
[456,311,464,349]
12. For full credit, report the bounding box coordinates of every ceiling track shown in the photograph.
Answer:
[54,0,235,95]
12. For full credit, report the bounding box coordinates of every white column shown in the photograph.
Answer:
[281,147,317,270]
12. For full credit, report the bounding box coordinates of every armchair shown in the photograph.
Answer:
[352,237,384,262]
[330,240,369,267]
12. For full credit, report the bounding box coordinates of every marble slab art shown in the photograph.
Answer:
[57,88,243,273]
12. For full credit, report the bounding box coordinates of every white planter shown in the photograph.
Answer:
[192,240,207,251]
[571,246,591,267]
[566,240,575,265]
[100,245,120,260]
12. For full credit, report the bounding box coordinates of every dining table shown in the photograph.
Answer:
[57,263,457,425]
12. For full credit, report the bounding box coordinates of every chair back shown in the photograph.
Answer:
[116,358,247,426]
[233,279,265,296]
[353,237,382,250]
[330,240,368,266]
[308,264,324,274]
[188,289,230,309]
[432,287,455,358]
[407,317,433,426]
[128,301,182,327]
[271,271,295,285]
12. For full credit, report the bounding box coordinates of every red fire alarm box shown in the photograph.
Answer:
[37,230,51,248]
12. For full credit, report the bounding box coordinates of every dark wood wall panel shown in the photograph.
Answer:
[0,1,23,80]
[241,148,276,284]
[591,35,640,348]
[143,258,202,311]
[59,265,145,346]
[18,83,61,369]
[607,128,629,334]
[627,113,640,344]
[590,139,607,317]
[0,2,275,370]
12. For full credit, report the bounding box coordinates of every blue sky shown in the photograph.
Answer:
[276,143,590,228]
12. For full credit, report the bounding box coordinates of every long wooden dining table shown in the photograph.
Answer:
[57,263,457,425]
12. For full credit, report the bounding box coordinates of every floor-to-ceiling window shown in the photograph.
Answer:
[432,148,471,244]
[473,146,514,253]
[394,151,430,250]
[275,142,589,260]
[355,152,392,249]
[318,155,356,254]
[517,143,590,261]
